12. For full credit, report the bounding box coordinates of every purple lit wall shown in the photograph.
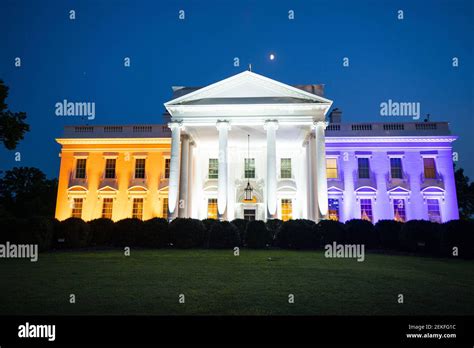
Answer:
[325,137,459,223]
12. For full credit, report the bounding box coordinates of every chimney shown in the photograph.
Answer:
[329,108,342,123]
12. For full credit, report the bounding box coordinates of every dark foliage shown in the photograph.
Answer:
[266,219,283,244]
[244,220,270,249]
[345,219,377,248]
[442,219,474,259]
[375,220,403,250]
[230,219,248,244]
[169,218,206,248]
[208,221,240,248]
[314,219,346,247]
[0,80,30,150]
[88,218,115,247]
[276,219,316,249]
[56,218,90,248]
[112,218,143,247]
[400,220,442,255]
[140,218,170,248]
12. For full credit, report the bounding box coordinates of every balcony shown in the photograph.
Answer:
[99,177,118,190]
[68,171,88,188]
[129,175,148,189]
[420,172,444,190]
[62,124,171,139]
[325,122,452,137]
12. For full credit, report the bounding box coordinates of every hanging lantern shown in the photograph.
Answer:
[244,181,253,201]
[244,134,253,201]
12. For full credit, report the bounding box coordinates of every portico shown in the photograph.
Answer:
[164,70,333,221]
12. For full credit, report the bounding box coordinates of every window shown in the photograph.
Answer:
[281,199,292,221]
[208,159,218,179]
[423,158,437,179]
[243,209,256,221]
[244,158,255,179]
[326,158,338,179]
[75,159,87,179]
[162,198,168,219]
[360,199,373,222]
[72,198,83,218]
[328,198,340,221]
[101,198,113,219]
[390,158,403,179]
[358,158,370,179]
[427,199,441,223]
[105,158,116,179]
[393,199,406,222]
[135,158,146,179]
[164,158,170,179]
[207,198,218,219]
[280,158,292,179]
[132,198,144,220]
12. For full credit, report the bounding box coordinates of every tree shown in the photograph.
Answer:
[0,167,57,218]
[455,167,474,219]
[0,80,30,150]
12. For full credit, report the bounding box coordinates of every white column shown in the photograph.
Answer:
[314,121,328,220]
[167,121,182,220]
[305,138,314,220]
[187,140,195,218]
[309,131,319,221]
[178,134,190,217]
[265,120,279,219]
[216,120,230,220]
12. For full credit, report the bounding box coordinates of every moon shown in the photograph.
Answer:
[269,53,275,60]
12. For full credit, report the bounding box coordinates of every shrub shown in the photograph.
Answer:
[113,218,143,247]
[208,221,240,249]
[245,220,269,249]
[0,216,54,251]
[315,219,345,248]
[231,219,248,244]
[57,218,90,248]
[202,218,219,247]
[169,218,206,248]
[0,217,24,243]
[400,220,442,255]
[88,218,115,247]
[442,219,474,259]
[345,219,377,248]
[277,219,316,249]
[375,220,403,250]
[141,218,170,248]
[24,216,55,251]
[266,219,283,245]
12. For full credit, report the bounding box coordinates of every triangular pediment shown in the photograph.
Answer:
[165,71,332,107]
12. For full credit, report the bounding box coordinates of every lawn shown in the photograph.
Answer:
[0,249,473,315]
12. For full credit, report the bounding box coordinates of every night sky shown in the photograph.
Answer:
[0,0,472,178]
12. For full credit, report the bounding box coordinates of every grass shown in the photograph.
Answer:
[0,249,473,315]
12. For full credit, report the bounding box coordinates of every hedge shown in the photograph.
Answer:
[244,220,270,248]
[208,221,240,249]
[56,217,90,248]
[0,216,472,258]
[169,218,206,248]
[276,219,316,249]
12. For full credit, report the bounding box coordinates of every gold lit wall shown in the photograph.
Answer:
[55,139,171,221]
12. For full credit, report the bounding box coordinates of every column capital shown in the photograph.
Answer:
[180,133,190,141]
[216,120,231,131]
[168,121,183,131]
[264,119,279,131]
[312,121,328,130]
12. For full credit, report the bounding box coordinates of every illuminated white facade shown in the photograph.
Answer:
[164,70,333,221]
[55,70,458,224]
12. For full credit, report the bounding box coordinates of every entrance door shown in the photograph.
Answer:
[243,209,256,221]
